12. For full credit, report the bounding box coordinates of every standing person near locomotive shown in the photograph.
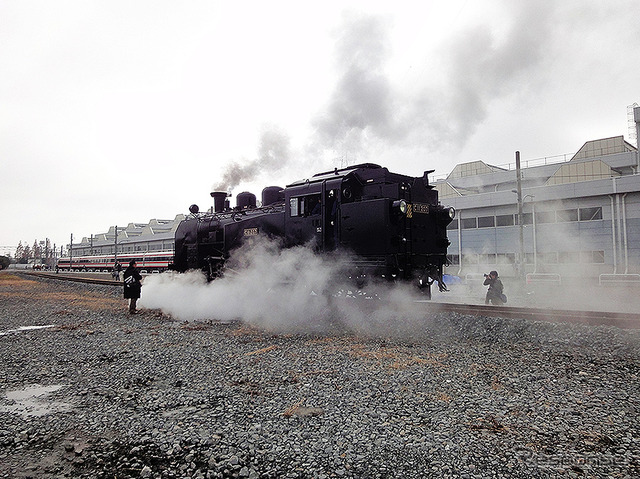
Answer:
[123,260,142,314]
[483,270,506,305]
[113,261,122,280]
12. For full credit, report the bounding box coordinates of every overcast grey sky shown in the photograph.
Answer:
[1,0,639,252]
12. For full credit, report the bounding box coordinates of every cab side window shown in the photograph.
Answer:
[290,194,321,217]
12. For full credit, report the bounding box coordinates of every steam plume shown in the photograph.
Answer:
[213,126,291,193]
[312,5,557,156]
[139,237,421,334]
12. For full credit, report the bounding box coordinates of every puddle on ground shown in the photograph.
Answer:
[0,384,73,417]
[0,324,55,336]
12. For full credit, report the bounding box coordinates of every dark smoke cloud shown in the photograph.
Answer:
[429,2,555,144]
[213,126,291,193]
[312,3,558,156]
[312,13,396,154]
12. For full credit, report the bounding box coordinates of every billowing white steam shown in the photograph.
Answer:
[139,237,421,332]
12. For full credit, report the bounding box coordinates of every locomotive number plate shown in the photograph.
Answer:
[412,203,430,214]
[244,227,259,236]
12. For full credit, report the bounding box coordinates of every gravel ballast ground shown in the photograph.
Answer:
[0,272,639,478]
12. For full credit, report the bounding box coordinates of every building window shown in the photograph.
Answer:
[447,219,459,230]
[579,207,602,221]
[496,214,514,227]
[477,216,495,228]
[497,253,516,264]
[521,213,533,225]
[479,253,497,264]
[556,209,578,222]
[541,252,558,263]
[535,211,556,224]
[593,250,605,264]
[461,218,477,229]
[559,251,580,263]
[462,253,479,264]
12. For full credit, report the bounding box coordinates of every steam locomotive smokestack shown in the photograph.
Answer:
[210,192,228,213]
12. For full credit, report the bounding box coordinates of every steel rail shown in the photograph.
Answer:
[416,301,640,329]
[25,271,121,286]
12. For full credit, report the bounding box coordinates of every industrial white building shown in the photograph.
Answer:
[70,216,185,257]
[435,131,640,284]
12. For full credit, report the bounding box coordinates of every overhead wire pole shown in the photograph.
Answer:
[515,151,525,281]
[634,105,640,171]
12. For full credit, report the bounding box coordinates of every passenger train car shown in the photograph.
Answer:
[56,251,173,273]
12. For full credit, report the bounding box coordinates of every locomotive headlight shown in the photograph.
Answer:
[448,207,456,219]
[393,199,408,215]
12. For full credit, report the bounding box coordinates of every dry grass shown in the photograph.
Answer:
[245,345,278,356]
[0,272,121,311]
[491,375,503,390]
[435,391,453,402]
[228,324,262,337]
[180,322,213,331]
[0,273,37,285]
[467,415,508,432]
[282,398,305,417]
[333,343,449,371]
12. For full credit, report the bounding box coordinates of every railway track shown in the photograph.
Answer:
[416,301,640,330]
[24,271,640,329]
[25,271,122,286]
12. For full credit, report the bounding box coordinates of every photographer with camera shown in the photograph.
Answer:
[483,270,506,305]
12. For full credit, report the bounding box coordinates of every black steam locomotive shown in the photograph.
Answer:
[173,163,455,298]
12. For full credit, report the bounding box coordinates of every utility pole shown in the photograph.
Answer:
[70,233,73,271]
[114,226,118,264]
[634,105,640,171]
[515,151,524,280]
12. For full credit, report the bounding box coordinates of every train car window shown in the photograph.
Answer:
[289,198,299,217]
[289,195,321,217]
[308,195,321,215]
[447,219,459,230]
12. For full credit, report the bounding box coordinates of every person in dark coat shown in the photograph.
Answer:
[483,270,505,305]
[123,260,142,314]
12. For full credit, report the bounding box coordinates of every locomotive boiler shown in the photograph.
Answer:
[173,163,455,298]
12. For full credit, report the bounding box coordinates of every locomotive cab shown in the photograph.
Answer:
[284,164,454,295]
